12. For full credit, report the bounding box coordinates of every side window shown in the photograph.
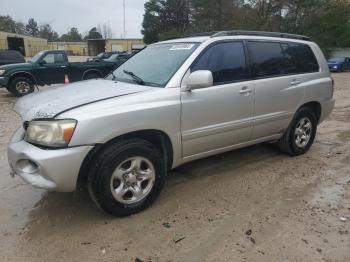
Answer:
[191,41,248,85]
[54,53,65,63]
[42,53,65,64]
[281,43,299,74]
[42,54,55,64]
[289,43,319,73]
[248,41,284,78]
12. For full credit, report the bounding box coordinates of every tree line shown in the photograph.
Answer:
[142,0,350,48]
[0,15,112,42]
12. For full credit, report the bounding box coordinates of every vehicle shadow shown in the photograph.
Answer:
[23,142,282,237]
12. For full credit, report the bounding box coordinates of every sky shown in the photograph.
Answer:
[1,0,147,38]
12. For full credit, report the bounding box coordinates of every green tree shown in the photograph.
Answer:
[26,18,39,37]
[85,27,103,39]
[60,27,82,42]
[39,24,59,41]
[0,15,17,33]
[141,0,163,44]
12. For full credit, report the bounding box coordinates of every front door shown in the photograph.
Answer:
[181,41,254,157]
[35,52,69,84]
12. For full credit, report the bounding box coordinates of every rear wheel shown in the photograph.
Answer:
[278,107,317,156]
[83,72,101,80]
[8,77,34,97]
[88,138,166,216]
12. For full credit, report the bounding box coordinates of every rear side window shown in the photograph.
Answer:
[191,41,248,85]
[288,43,319,73]
[248,41,284,78]
[281,43,299,74]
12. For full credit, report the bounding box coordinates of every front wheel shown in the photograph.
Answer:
[88,138,166,216]
[8,77,34,97]
[278,107,317,156]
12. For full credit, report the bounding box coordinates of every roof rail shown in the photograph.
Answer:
[210,30,311,41]
[189,31,220,37]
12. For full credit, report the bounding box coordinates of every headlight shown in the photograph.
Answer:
[25,119,77,148]
[0,69,5,76]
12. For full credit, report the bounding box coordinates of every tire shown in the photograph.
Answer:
[83,72,101,80]
[278,107,317,156]
[88,138,166,216]
[8,76,34,97]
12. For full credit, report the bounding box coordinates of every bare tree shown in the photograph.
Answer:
[97,22,113,39]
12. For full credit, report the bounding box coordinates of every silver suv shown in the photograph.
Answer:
[8,31,335,216]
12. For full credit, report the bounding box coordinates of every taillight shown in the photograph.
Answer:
[331,77,334,98]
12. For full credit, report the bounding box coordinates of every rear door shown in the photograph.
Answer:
[35,52,69,84]
[181,41,254,157]
[249,41,319,140]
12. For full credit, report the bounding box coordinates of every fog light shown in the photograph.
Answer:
[15,159,39,174]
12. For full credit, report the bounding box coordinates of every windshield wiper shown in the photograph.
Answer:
[123,70,145,85]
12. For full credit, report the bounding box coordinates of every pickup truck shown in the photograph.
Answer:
[0,50,116,96]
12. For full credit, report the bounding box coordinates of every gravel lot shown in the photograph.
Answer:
[0,74,349,262]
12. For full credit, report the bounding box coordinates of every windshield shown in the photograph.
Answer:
[105,54,119,61]
[30,51,44,63]
[329,58,345,62]
[111,43,199,87]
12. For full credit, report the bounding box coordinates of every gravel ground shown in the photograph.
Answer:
[0,74,349,262]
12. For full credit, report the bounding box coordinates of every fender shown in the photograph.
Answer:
[9,71,39,85]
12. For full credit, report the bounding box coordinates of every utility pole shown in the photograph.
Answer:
[123,0,126,38]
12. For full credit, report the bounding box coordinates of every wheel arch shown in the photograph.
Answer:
[76,129,174,188]
[82,69,103,80]
[9,71,38,85]
[298,101,321,123]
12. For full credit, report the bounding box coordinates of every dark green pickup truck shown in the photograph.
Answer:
[0,50,117,96]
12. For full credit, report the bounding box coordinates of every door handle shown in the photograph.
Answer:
[239,86,253,95]
[60,65,67,68]
[291,80,302,86]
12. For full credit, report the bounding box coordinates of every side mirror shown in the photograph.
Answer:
[186,70,213,91]
[39,60,46,66]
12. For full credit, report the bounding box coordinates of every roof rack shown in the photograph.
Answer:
[210,30,311,41]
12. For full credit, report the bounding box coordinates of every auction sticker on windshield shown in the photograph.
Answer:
[170,44,195,50]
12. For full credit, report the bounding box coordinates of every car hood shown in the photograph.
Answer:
[0,62,31,70]
[15,79,155,121]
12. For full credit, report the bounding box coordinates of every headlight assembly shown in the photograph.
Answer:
[25,119,77,148]
[0,69,5,76]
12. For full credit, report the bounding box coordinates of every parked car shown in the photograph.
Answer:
[0,50,25,66]
[327,57,350,72]
[8,31,334,216]
[86,52,118,62]
[0,50,116,96]
[103,53,132,67]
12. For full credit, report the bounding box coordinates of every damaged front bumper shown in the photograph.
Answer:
[7,128,93,192]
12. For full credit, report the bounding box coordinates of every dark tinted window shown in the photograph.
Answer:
[248,41,284,78]
[191,41,248,84]
[289,43,319,73]
[281,43,299,74]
